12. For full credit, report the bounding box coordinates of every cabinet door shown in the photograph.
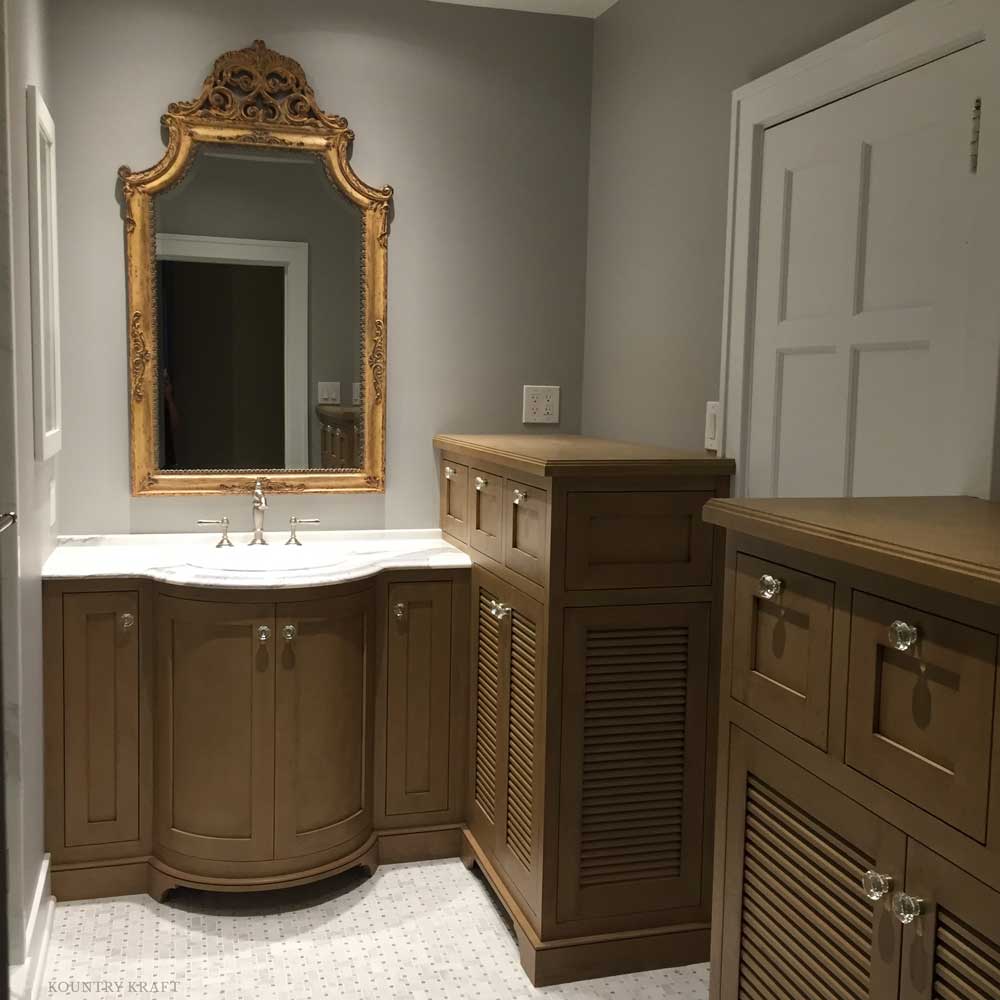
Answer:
[156,596,275,862]
[557,603,710,924]
[717,729,905,1000]
[274,590,374,859]
[899,841,1000,1000]
[385,581,454,818]
[62,592,141,848]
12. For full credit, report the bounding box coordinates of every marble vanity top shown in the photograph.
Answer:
[42,529,471,589]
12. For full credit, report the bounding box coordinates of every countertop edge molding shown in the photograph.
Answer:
[703,496,1000,607]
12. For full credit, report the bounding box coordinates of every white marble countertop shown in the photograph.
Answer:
[42,528,471,589]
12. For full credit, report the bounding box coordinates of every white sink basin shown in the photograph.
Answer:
[185,546,356,574]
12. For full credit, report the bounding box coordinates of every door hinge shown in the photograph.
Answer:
[970,97,982,174]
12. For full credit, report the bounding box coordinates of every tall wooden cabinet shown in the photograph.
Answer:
[704,497,1000,1000]
[436,433,734,985]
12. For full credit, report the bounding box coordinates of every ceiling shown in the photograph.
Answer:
[426,0,618,17]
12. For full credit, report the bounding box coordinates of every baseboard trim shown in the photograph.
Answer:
[9,854,55,1000]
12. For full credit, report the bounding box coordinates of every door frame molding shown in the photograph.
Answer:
[155,232,309,469]
[717,0,1000,497]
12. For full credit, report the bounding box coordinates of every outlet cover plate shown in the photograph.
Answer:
[318,381,341,404]
[523,385,560,424]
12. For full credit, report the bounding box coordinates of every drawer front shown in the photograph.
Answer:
[470,469,502,561]
[503,480,548,586]
[846,591,998,842]
[440,460,469,544]
[565,491,714,591]
[731,554,834,749]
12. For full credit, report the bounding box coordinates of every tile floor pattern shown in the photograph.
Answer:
[43,858,710,1000]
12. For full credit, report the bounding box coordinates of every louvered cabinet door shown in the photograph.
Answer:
[557,603,711,924]
[898,841,1000,1000]
[717,729,906,1000]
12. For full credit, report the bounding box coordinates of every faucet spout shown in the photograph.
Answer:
[249,478,268,545]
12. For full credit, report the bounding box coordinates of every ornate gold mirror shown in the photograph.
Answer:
[120,40,391,495]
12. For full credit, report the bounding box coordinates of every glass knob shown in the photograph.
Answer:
[393,602,407,620]
[758,574,784,600]
[892,892,924,925]
[475,476,489,492]
[490,601,511,621]
[888,620,919,652]
[444,466,455,481]
[257,625,271,643]
[861,870,893,902]
[512,489,527,506]
[282,624,297,642]
[119,612,135,631]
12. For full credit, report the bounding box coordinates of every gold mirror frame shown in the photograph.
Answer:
[119,40,391,496]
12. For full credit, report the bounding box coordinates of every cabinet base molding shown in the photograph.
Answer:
[461,829,710,987]
[52,826,466,903]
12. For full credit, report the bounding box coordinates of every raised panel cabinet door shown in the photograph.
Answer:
[715,729,906,1000]
[62,592,141,848]
[898,840,1000,1000]
[503,480,549,586]
[385,581,454,818]
[731,553,835,749]
[274,590,375,859]
[470,469,503,562]
[557,603,710,924]
[440,459,470,544]
[156,596,275,862]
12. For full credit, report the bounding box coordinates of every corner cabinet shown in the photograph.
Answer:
[44,570,468,901]
[437,433,735,986]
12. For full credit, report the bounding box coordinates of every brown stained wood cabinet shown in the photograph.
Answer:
[44,571,467,901]
[704,496,1000,1000]
[436,433,735,986]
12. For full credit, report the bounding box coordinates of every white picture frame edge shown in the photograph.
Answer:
[26,84,63,462]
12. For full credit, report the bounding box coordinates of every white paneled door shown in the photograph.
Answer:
[746,43,987,498]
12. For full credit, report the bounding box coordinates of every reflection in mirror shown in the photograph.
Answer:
[154,146,363,472]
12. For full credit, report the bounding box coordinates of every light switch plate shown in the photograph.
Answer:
[522,385,560,424]
[704,401,721,453]
[318,381,341,404]
[352,382,361,406]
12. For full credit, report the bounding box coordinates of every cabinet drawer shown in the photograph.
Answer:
[440,460,469,544]
[504,479,548,585]
[470,469,502,561]
[846,591,998,842]
[565,491,714,591]
[731,554,834,749]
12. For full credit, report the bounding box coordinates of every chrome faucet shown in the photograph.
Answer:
[249,478,268,545]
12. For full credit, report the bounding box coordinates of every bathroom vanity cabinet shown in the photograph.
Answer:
[703,497,1000,1000]
[43,567,469,900]
[435,433,735,985]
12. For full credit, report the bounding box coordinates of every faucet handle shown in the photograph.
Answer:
[197,516,233,548]
[286,516,320,546]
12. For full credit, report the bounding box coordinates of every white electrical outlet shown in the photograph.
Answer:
[704,401,721,453]
[318,381,341,404]
[523,385,560,424]
[352,382,361,406]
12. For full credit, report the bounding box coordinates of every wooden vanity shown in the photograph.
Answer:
[703,496,1000,1000]
[43,565,469,901]
[435,433,734,985]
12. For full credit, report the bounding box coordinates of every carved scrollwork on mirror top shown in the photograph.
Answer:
[119,40,391,495]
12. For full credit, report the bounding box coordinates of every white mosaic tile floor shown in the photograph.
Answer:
[43,859,710,1000]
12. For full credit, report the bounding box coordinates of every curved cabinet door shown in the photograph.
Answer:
[275,590,374,859]
[156,596,275,862]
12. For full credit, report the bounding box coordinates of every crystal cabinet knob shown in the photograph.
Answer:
[888,620,919,652]
[758,574,784,600]
[861,870,894,902]
[490,601,511,621]
[119,612,136,631]
[892,892,924,925]
[512,489,527,506]
[282,624,297,642]
[444,466,456,481]
[393,602,407,621]
[257,625,271,643]
[475,476,489,492]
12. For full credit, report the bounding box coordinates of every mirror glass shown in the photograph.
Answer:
[153,145,363,472]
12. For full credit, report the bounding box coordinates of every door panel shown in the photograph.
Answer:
[385,581,454,818]
[717,729,905,1000]
[63,592,141,848]
[156,596,275,862]
[558,603,710,923]
[747,43,986,498]
[899,841,1000,1000]
[274,590,374,859]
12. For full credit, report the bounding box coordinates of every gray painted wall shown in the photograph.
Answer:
[582,0,912,450]
[49,0,593,534]
[3,0,56,966]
